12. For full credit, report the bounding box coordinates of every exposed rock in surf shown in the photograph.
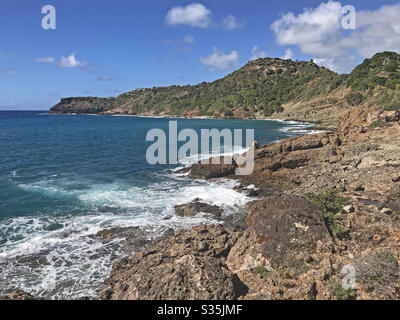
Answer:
[174,198,223,218]
[189,156,236,179]
[94,226,150,253]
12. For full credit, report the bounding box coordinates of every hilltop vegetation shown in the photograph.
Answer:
[346,52,400,111]
[116,58,342,117]
[49,52,400,126]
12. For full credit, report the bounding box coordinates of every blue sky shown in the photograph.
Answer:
[1,0,400,110]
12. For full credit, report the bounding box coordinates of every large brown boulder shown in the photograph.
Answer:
[102,225,246,300]
[226,195,334,300]
[228,195,332,272]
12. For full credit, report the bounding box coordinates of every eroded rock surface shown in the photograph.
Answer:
[174,198,223,218]
[101,225,245,300]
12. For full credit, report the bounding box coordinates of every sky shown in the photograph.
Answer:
[1,0,400,110]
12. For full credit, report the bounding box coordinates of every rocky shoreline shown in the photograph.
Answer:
[98,106,400,300]
[3,107,400,300]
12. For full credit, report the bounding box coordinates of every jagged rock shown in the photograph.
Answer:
[94,226,150,252]
[280,152,308,169]
[291,134,324,151]
[0,290,34,300]
[189,156,236,179]
[102,225,243,300]
[102,254,239,300]
[174,198,223,218]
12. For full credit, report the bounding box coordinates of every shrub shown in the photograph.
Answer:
[370,120,385,128]
[253,265,269,278]
[306,189,348,239]
[331,283,357,300]
[345,92,364,106]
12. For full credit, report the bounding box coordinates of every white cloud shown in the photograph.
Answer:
[35,54,86,69]
[282,49,294,60]
[222,15,244,30]
[183,35,195,44]
[271,1,400,73]
[166,3,213,28]
[97,76,118,81]
[250,46,267,60]
[271,1,342,48]
[200,47,240,71]
[34,56,55,63]
[59,53,85,68]
[7,69,16,75]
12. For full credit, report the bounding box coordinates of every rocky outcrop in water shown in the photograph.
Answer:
[94,226,150,254]
[174,198,223,218]
[189,156,236,179]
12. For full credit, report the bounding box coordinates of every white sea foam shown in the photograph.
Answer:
[178,145,249,165]
[277,121,326,135]
[1,169,251,299]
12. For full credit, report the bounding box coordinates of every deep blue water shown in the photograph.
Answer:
[0,111,314,299]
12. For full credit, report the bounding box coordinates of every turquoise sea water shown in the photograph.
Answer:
[0,111,316,299]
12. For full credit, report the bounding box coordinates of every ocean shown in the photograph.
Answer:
[0,111,316,299]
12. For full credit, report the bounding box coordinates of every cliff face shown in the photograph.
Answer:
[49,52,400,128]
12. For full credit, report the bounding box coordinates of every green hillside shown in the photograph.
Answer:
[49,52,400,122]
